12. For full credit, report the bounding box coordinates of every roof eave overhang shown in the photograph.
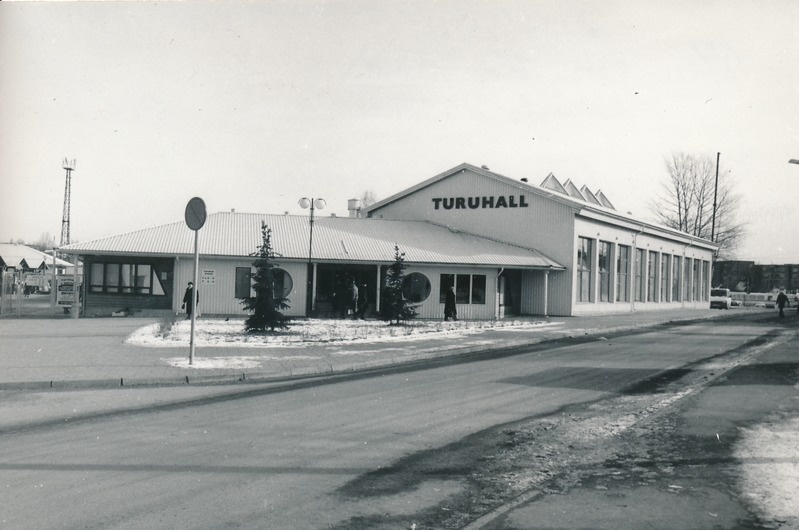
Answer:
[577,208,718,251]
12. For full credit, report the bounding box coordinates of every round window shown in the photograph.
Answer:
[273,268,294,298]
[401,272,431,302]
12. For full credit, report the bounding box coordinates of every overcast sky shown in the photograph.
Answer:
[1,0,797,263]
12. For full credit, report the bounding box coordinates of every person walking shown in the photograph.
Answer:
[776,289,789,319]
[444,285,457,321]
[182,281,198,319]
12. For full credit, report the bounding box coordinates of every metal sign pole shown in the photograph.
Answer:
[184,197,207,367]
[190,229,199,365]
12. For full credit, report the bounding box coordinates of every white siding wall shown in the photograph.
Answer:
[174,257,309,317]
[522,269,564,316]
[404,265,499,320]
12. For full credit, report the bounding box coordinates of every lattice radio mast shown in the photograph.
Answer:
[60,158,76,247]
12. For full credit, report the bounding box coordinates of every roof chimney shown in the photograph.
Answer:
[347,198,362,218]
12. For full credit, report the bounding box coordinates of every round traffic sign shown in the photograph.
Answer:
[184,197,207,231]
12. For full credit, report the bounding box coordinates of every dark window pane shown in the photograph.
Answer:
[235,267,251,299]
[471,275,486,304]
[439,274,455,303]
[456,274,470,304]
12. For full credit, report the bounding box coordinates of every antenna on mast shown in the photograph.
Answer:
[60,158,76,247]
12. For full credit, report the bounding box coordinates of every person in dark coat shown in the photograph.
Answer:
[182,282,198,319]
[444,286,457,321]
[776,290,789,319]
[356,283,368,319]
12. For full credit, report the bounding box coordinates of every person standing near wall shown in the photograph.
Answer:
[182,281,198,319]
[444,285,457,321]
[356,283,368,319]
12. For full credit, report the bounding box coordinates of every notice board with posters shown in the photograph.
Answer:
[56,277,81,305]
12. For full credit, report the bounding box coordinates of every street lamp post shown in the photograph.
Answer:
[299,197,326,317]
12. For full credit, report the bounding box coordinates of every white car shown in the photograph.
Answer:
[710,288,732,309]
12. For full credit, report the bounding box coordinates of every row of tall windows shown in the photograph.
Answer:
[439,274,487,305]
[576,237,710,304]
[90,263,166,295]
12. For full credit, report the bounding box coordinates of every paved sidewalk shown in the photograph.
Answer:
[0,307,789,389]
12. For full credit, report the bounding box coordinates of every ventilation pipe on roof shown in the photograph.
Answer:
[347,199,362,218]
[521,178,528,183]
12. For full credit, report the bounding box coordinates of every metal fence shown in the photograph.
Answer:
[0,271,80,317]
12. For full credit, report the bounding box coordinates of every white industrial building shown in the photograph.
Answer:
[61,163,716,319]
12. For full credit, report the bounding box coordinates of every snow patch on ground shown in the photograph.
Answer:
[736,415,799,527]
[164,355,324,369]
[127,317,559,348]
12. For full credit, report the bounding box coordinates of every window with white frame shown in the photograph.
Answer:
[616,244,630,302]
[684,258,692,301]
[439,274,486,305]
[672,256,681,301]
[634,248,646,302]
[90,262,165,295]
[660,254,671,302]
[577,237,593,303]
[598,241,612,302]
[647,251,658,302]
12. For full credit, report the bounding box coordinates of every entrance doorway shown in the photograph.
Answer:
[314,264,377,318]
[498,269,522,318]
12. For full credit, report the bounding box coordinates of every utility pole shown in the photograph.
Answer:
[60,158,76,247]
[710,152,720,244]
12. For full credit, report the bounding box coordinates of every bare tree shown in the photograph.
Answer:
[31,232,57,252]
[649,152,745,260]
[358,189,378,208]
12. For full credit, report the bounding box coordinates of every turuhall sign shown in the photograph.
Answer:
[431,195,529,210]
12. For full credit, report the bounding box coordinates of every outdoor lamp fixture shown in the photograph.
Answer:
[789,159,799,164]
[299,197,326,316]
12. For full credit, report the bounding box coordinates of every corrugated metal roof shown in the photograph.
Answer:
[0,243,73,269]
[61,212,565,269]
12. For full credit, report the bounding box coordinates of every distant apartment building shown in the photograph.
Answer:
[713,260,799,293]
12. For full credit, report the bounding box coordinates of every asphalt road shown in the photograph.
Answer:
[0,313,795,529]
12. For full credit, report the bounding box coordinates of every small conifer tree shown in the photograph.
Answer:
[242,222,290,332]
[379,244,419,325]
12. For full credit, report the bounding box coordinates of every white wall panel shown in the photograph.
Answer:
[174,257,308,317]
